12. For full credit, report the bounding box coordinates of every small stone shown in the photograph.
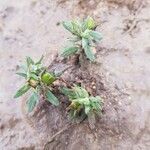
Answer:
[92,86,96,89]
[118,101,122,106]
[91,82,95,85]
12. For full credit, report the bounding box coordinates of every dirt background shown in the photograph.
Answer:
[0,0,150,150]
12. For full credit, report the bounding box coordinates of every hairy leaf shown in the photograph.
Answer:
[61,46,78,57]
[61,87,77,100]
[30,73,39,80]
[35,55,44,65]
[61,86,89,100]
[26,56,34,66]
[81,29,91,39]
[72,21,82,36]
[85,105,91,114]
[63,85,103,127]
[27,92,38,112]
[20,65,27,72]
[73,98,90,106]
[85,16,96,30]
[90,31,102,42]
[46,90,59,106]
[82,38,95,61]
[73,86,89,98]
[62,21,74,34]
[16,72,27,78]
[14,84,30,98]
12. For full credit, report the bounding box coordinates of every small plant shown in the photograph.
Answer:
[61,16,102,62]
[61,85,103,127]
[14,56,60,112]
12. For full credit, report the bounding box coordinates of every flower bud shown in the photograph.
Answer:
[41,72,56,85]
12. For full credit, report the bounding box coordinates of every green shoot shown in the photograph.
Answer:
[61,85,103,127]
[61,16,102,62]
[14,56,59,112]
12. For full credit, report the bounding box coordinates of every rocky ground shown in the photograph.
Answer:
[0,0,150,150]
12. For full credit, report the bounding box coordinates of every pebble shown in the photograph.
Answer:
[92,86,96,89]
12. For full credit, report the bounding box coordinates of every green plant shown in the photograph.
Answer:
[61,16,102,62]
[61,85,103,126]
[14,56,60,112]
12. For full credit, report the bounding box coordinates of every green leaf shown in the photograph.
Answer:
[90,31,102,42]
[81,29,91,38]
[69,36,80,43]
[60,87,77,100]
[20,65,27,72]
[73,86,89,98]
[82,38,95,61]
[85,16,96,30]
[89,96,103,111]
[72,21,82,36]
[35,55,44,65]
[73,98,90,105]
[62,21,74,33]
[61,46,78,58]
[30,73,39,80]
[85,105,91,114]
[27,92,38,112]
[46,90,59,106]
[16,72,27,78]
[26,56,34,66]
[61,85,89,100]
[14,84,30,98]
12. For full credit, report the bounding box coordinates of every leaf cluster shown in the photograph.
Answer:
[61,85,103,125]
[61,17,102,61]
[14,16,104,127]
[14,56,59,112]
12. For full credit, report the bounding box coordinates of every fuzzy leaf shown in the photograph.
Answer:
[46,90,59,106]
[81,29,91,39]
[90,31,102,42]
[61,46,78,58]
[85,16,96,30]
[73,86,89,98]
[14,84,30,98]
[27,92,38,112]
[72,21,82,36]
[69,36,80,43]
[62,21,74,33]
[61,86,89,100]
[61,87,77,100]
[30,73,39,80]
[26,56,34,66]
[35,55,44,65]
[20,65,27,72]
[85,105,91,114]
[73,98,90,106]
[16,72,27,78]
[89,96,103,113]
[82,38,95,61]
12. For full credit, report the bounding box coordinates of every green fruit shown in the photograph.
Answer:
[86,17,96,29]
[29,78,39,88]
[41,72,56,85]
